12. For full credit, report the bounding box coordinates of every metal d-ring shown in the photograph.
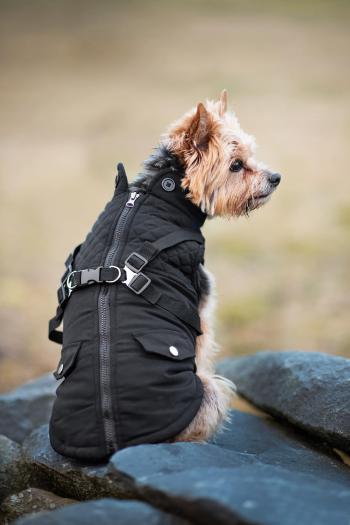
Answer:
[106,265,121,283]
[66,270,78,290]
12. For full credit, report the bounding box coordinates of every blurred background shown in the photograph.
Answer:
[1,0,349,392]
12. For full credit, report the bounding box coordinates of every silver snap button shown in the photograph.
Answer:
[57,363,64,375]
[169,346,179,356]
[161,178,175,192]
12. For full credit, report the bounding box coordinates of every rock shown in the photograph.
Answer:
[216,351,350,453]
[0,488,76,523]
[0,374,58,444]
[109,411,350,525]
[19,412,350,525]
[14,499,187,525]
[0,435,28,503]
[21,426,135,501]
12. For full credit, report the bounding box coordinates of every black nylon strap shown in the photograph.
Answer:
[125,229,204,272]
[49,230,204,344]
[139,284,202,335]
[58,243,83,303]
[67,229,203,292]
[65,243,82,270]
[49,243,82,344]
[48,305,64,344]
[51,271,201,339]
[159,295,201,335]
[69,266,122,288]
[123,228,203,333]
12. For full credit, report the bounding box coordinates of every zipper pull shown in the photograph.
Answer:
[125,191,140,207]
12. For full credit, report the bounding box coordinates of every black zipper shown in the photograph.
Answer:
[97,190,141,454]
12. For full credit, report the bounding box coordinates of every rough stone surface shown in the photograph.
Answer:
[10,408,350,524]
[14,498,188,525]
[0,488,76,523]
[0,435,28,503]
[216,351,350,452]
[22,426,135,501]
[0,374,58,444]
[109,411,350,525]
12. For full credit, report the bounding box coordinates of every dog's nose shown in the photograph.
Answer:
[268,172,281,187]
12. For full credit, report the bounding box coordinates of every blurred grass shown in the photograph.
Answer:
[0,0,349,391]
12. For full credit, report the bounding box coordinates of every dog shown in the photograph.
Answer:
[136,89,281,443]
[49,90,281,459]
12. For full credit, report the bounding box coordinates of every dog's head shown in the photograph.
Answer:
[163,90,281,217]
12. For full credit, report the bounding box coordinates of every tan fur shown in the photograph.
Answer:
[163,92,273,217]
[171,267,236,442]
[162,91,278,444]
[219,89,228,116]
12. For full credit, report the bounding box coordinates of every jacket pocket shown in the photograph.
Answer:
[53,341,82,380]
[133,329,196,361]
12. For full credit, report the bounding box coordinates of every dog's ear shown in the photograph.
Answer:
[186,103,211,151]
[219,89,228,116]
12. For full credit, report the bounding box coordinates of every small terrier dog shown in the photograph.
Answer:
[144,90,281,442]
[49,89,282,459]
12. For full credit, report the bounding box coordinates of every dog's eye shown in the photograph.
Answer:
[230,159,244,172]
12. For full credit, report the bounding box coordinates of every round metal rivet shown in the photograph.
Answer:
[161,178,175,192]
[169,346,179,356]
[57,363,64,375]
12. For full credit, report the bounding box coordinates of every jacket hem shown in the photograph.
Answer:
[121,373,204,448]
[49,425,111,464]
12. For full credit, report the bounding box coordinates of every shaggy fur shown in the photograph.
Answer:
[133,90,281,443]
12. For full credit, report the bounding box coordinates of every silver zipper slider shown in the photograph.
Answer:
[126,191,140,207]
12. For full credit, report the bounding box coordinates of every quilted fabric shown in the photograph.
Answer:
[49,166,207,461]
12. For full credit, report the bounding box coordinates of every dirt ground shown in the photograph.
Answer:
[0,0,349,391]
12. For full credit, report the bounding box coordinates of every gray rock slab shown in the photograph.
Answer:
[14,498,187,525]
[0,374,58,443]
[216,351,350,452]
[18,411,350,525]
[0,435,29,503]
[21,426,135,501]
[109,411,350,525]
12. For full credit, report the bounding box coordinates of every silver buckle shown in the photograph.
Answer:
[122,266,151,295]
[125,252,148,273]
[106,265,121,283]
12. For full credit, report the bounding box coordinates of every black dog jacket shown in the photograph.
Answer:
[48,163,207,461]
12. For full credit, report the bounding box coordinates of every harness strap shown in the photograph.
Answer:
[138,285,202,335]
[48,305,64,344]
[67,266,122,289]
[63,266,201,334]
[48,243,82,343]
[49,229,204,343]
[124,229,204,273]
[64,243,82,270]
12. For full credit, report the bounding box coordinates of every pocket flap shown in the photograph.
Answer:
[53,341,81,380]
[134,330,195,361]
